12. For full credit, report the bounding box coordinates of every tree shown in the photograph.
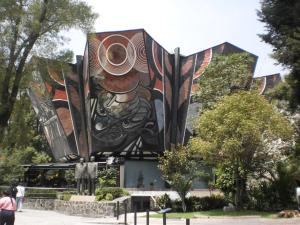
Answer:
[258,0,300,107]
[190,91,293,209]
[192,53,254,110]
[158,146,208,212]
[0,146,51,184]
[0,72,52,184]
[0,0,98,139]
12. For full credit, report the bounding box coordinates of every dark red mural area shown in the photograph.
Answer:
[28,59,79,161]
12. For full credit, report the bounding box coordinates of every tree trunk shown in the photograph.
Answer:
[234,165,242,210]
[180,193,187,212]
[0,108,12,143]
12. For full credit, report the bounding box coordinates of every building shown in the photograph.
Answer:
[27,29,281,189]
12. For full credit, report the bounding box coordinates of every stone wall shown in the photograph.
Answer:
[23,198,56,210]
[54,200,115,217]
[23,197,131,218]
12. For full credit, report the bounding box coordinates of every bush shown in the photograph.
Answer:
[170,194,228,212]
[186,194,228,211]
[248,180,297,211]
[248,162,298,211]
[171,199,184,212]
[98,167,118,188]
[105,193,113,201]
[95,187,129,201]
[25,188,57,199]
[155,193,172,209]
[58,190,77,201]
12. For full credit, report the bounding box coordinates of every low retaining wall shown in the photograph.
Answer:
[23,198,55,210]
[54,200,115,217]
[23,197,131,218]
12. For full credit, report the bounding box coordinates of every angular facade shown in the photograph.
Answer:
[29,29,279,163]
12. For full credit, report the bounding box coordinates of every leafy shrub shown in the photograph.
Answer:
[58,190,77,201]
[248,180,297,211]
[155,193,172,209]
[170,194,228,212]
[98,167,118,188]
[248,162,298,211]
[186,194,228,211]
[95,187,129,201]
[64,170,76,186]
[105,193,113,201]
[171,199,184,212]
[25,188,57,199]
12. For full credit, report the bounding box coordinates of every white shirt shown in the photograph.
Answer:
[296,187,300,198]
[16,185,25,198]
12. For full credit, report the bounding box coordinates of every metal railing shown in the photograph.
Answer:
[116,201,191,225]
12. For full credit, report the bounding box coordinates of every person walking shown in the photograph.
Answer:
[16,184,25,212]
[0,190,17,225]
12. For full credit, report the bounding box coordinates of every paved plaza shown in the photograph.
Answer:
[14,209,300,225]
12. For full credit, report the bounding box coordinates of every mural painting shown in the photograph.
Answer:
[28,29,279,162]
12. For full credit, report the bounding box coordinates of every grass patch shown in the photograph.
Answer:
[150,209,278,219]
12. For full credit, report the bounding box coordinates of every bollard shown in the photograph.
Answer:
[116,201,119,220]
[163,212,166,225]
[124,202,127,225]
[186,218,190,225]
[134,209,137,225]
[146,209,149,225]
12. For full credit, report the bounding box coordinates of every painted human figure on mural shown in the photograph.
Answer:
[87,156,98,196]
[88,31,165,157]
[75,158,87,195]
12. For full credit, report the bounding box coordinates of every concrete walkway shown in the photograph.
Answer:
[15,209,300,225]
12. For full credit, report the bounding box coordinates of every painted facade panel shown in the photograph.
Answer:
[88,30,162,157]
[28,62,75,161]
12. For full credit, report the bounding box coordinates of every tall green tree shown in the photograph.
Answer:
[258,0,300,108]
[158,146,208,212]
[190,91,293,209]
[0,91,52,184]
[0,0,98,139]
[192,53,254,110]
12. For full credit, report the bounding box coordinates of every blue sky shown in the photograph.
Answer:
[64,0,287,77]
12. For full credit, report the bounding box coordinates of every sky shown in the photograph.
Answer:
[63,0,287,77]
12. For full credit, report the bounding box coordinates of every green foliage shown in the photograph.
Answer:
[105,193,113,201]
[64,169,75,186]
[186,194,228,212]
[32,152,52,164]
[58,190,77,201]
[0,93,50,152]
[158,145,209,212]
[215,167,235,198]
[150,209,277,219]
[0,0,98,139]
[0,146,51,184]
[168,194,227,212]
[190,91,293,209]
[25,188,57,199]
[258,0,300,107]
[98,167,118,188]
[192,53,254,110]
[248,141,300,211]
[155,194,172,209]
[95,187,129,201]
[0,90,52,184]
[249,167,297,211]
